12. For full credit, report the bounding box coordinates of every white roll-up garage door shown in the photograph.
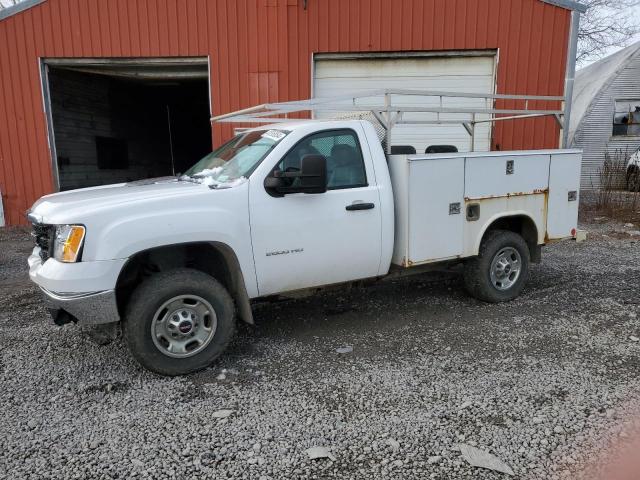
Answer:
[313,54,496,153]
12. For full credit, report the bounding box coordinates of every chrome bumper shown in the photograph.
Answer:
[41,287,120,325]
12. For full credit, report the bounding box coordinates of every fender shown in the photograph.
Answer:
[473,210,541,256]
[116,241,255,325]
[78,184,260,299]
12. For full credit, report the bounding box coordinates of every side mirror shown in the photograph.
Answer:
[298,154,328,194]
[265,154,327,195]
[264,176,285,190]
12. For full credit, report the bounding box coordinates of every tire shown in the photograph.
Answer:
[627,168,640,192]
[124,268,235,376]
[463,230,530,303]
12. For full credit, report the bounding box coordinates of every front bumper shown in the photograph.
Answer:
[41,287,120,325]
[28,247,126,325]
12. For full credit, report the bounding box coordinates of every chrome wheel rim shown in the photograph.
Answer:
[151,295,217,358]
[489,247,522,291]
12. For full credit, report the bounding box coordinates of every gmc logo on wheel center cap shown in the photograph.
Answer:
[178,321,193,334]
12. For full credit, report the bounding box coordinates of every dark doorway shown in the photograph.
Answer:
[45,58,211,191]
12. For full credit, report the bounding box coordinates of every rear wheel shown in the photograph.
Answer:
[464,230,530,303]
[124,269,235,376]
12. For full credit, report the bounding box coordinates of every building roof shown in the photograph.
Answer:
[0,0,587,22]
[0,0,45,21]
[541,0,588,12]
[568,41,640,144]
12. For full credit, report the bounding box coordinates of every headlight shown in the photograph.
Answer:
[53,225,86,263]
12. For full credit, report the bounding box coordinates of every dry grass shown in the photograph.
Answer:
[581,150,640,224]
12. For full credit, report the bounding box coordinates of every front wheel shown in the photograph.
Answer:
[124,269,235,376]
[463,230,530,303]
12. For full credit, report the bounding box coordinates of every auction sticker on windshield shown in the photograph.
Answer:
[262,130,287,141]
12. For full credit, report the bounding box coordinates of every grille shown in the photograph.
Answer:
[31,223,54,261]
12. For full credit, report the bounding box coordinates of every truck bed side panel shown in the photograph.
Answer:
[546,152,581,240]
[388,150,582,268]
[463,151,550,256]
[464,154,550,199]
[388,155,465,266]
[408,158,465,263]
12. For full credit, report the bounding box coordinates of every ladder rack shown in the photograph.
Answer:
[210,89,565,153]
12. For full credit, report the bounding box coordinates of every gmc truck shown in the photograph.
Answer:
[27,98,583,376]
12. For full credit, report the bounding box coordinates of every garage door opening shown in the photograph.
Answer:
[43,58,212,191]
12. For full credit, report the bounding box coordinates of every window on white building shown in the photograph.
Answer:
[613,99,640,136]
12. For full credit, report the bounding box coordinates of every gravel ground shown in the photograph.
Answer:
[1,218,640,479]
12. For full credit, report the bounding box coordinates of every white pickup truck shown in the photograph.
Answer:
[27,111,582,375]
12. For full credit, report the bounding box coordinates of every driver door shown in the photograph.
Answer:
[249,127,382,296]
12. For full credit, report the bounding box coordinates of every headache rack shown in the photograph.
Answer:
[210,89,566,153]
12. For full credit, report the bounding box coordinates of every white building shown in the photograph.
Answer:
[569,41,640,189]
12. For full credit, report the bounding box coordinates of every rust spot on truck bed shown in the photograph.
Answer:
[400,257,414,268]
[464,189,548,202]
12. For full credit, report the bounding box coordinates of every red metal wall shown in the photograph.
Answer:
[0,0,570,226]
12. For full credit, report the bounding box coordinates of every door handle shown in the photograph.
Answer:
[346,202,375,211]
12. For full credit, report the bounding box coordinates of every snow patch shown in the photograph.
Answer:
[188,167,248,189]
[206,176,248,189]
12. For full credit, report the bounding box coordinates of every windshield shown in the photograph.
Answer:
[183,129,289,188]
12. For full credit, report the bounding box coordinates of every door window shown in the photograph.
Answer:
[276,129,367,189]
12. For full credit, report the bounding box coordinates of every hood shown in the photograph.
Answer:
[29,178,207,225]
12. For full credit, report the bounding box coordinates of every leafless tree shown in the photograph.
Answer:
[577,0,640,64]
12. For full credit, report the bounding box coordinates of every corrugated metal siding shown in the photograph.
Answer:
[573,50,640,189]
[0,0,571,225]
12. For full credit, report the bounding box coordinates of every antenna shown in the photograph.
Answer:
[167,105,176,176]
